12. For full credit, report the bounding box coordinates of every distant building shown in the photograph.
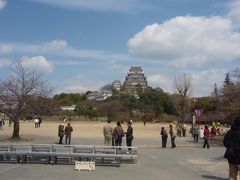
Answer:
[87,91,112,101]
[87,91,99,100]
[61,105,76,111]
[123,66,148,95]
[112,80,121,91]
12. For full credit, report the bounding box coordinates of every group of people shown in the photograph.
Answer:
[103,120,133,150]
[160,123,212,149]
[176,123,187,137]
[193,124,225,149]
[192,124,210,148]
[160,124,176,148]
[57,120,133,149]
[34,116,42,128]
[58,123,73,144]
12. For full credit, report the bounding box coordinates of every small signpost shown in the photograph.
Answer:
[75,161,95,171]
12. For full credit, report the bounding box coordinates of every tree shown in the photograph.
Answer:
[211,83,218,97]
[74,103,97,118]
[223,73,233,88]
[138,87,174,118]
[53,93,86,105]
[174,73,193,122]
[25,97,57,116]
[0,61,50,138]
[221,69,240,117]
[100,84,112,91]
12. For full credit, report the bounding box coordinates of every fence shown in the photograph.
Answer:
[0,144,138,167]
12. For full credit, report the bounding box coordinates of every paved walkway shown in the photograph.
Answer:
[0,146,228,180]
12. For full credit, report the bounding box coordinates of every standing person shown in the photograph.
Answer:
[34,117,39,128]
[125,121,134,151]
[65,123,73,145]
[143,115,146,126]
[0,118,3,131]
[203,125,210,148]
[58,123,65,144]
[223,117,240,180]
[177,124,182,137]
[38,116,42,127]
[103,119,113,146]
[169,124,176,148]
[182,123,187,137]
[160,127,168,148]
[193,124,199,143]
[9,119,12,127]
[113,121,124,148]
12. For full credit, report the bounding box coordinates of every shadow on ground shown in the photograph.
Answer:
[201,175,228,180]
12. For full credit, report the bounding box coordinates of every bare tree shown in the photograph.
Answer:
[174,73,193,122]
[100,84,112,91]
[0,61,50,138]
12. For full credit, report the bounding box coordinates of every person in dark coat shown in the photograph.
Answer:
[223,116,240,180]
[58,123,65,144]
[193,124,199,143]
[160,127,168,148]
[169,124,176,148]
[125,121,133,151]
[203,125,210,148]
[113,121,124,148]
[65,123,73,145]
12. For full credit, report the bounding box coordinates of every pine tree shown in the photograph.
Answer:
[211,83,218,97]
[223,73,233,88]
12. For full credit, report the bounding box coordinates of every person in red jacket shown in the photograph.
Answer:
[203,125,210,148]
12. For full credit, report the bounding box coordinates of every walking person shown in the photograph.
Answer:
[65,123,73,145]
[125,121,134,151]
[193,124,199,143]
[160,127,168,148]
[223,116,240,180]
[169,124,176,148]
[103,119,113,146]
[113,121,124,148]
[203,125,210,148]
[58,123,65,144]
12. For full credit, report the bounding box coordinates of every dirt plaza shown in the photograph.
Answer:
[0,121,171,145]
[0,121,229,180]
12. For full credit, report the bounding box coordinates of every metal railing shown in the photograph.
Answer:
[0,144,138,166]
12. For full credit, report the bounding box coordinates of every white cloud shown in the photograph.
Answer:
[0,43,12,55]
[128,16,240,68]
[20,56,53,73]
[31,0,149,13]
[148,74,169,85]
[44,39,68,51]
[147,69,227,97]
[0,0,6,10]
[8,40,130,61]
[191,69,227,97]
[228,0,240,28]
[56,75,105,93]
[107,59,122,70]
[0,58,11,68]
[148,74,173,93]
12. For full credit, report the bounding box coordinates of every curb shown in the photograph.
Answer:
[138,143,223,148]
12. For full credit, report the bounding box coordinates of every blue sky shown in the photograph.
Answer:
[0,0,240,97]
